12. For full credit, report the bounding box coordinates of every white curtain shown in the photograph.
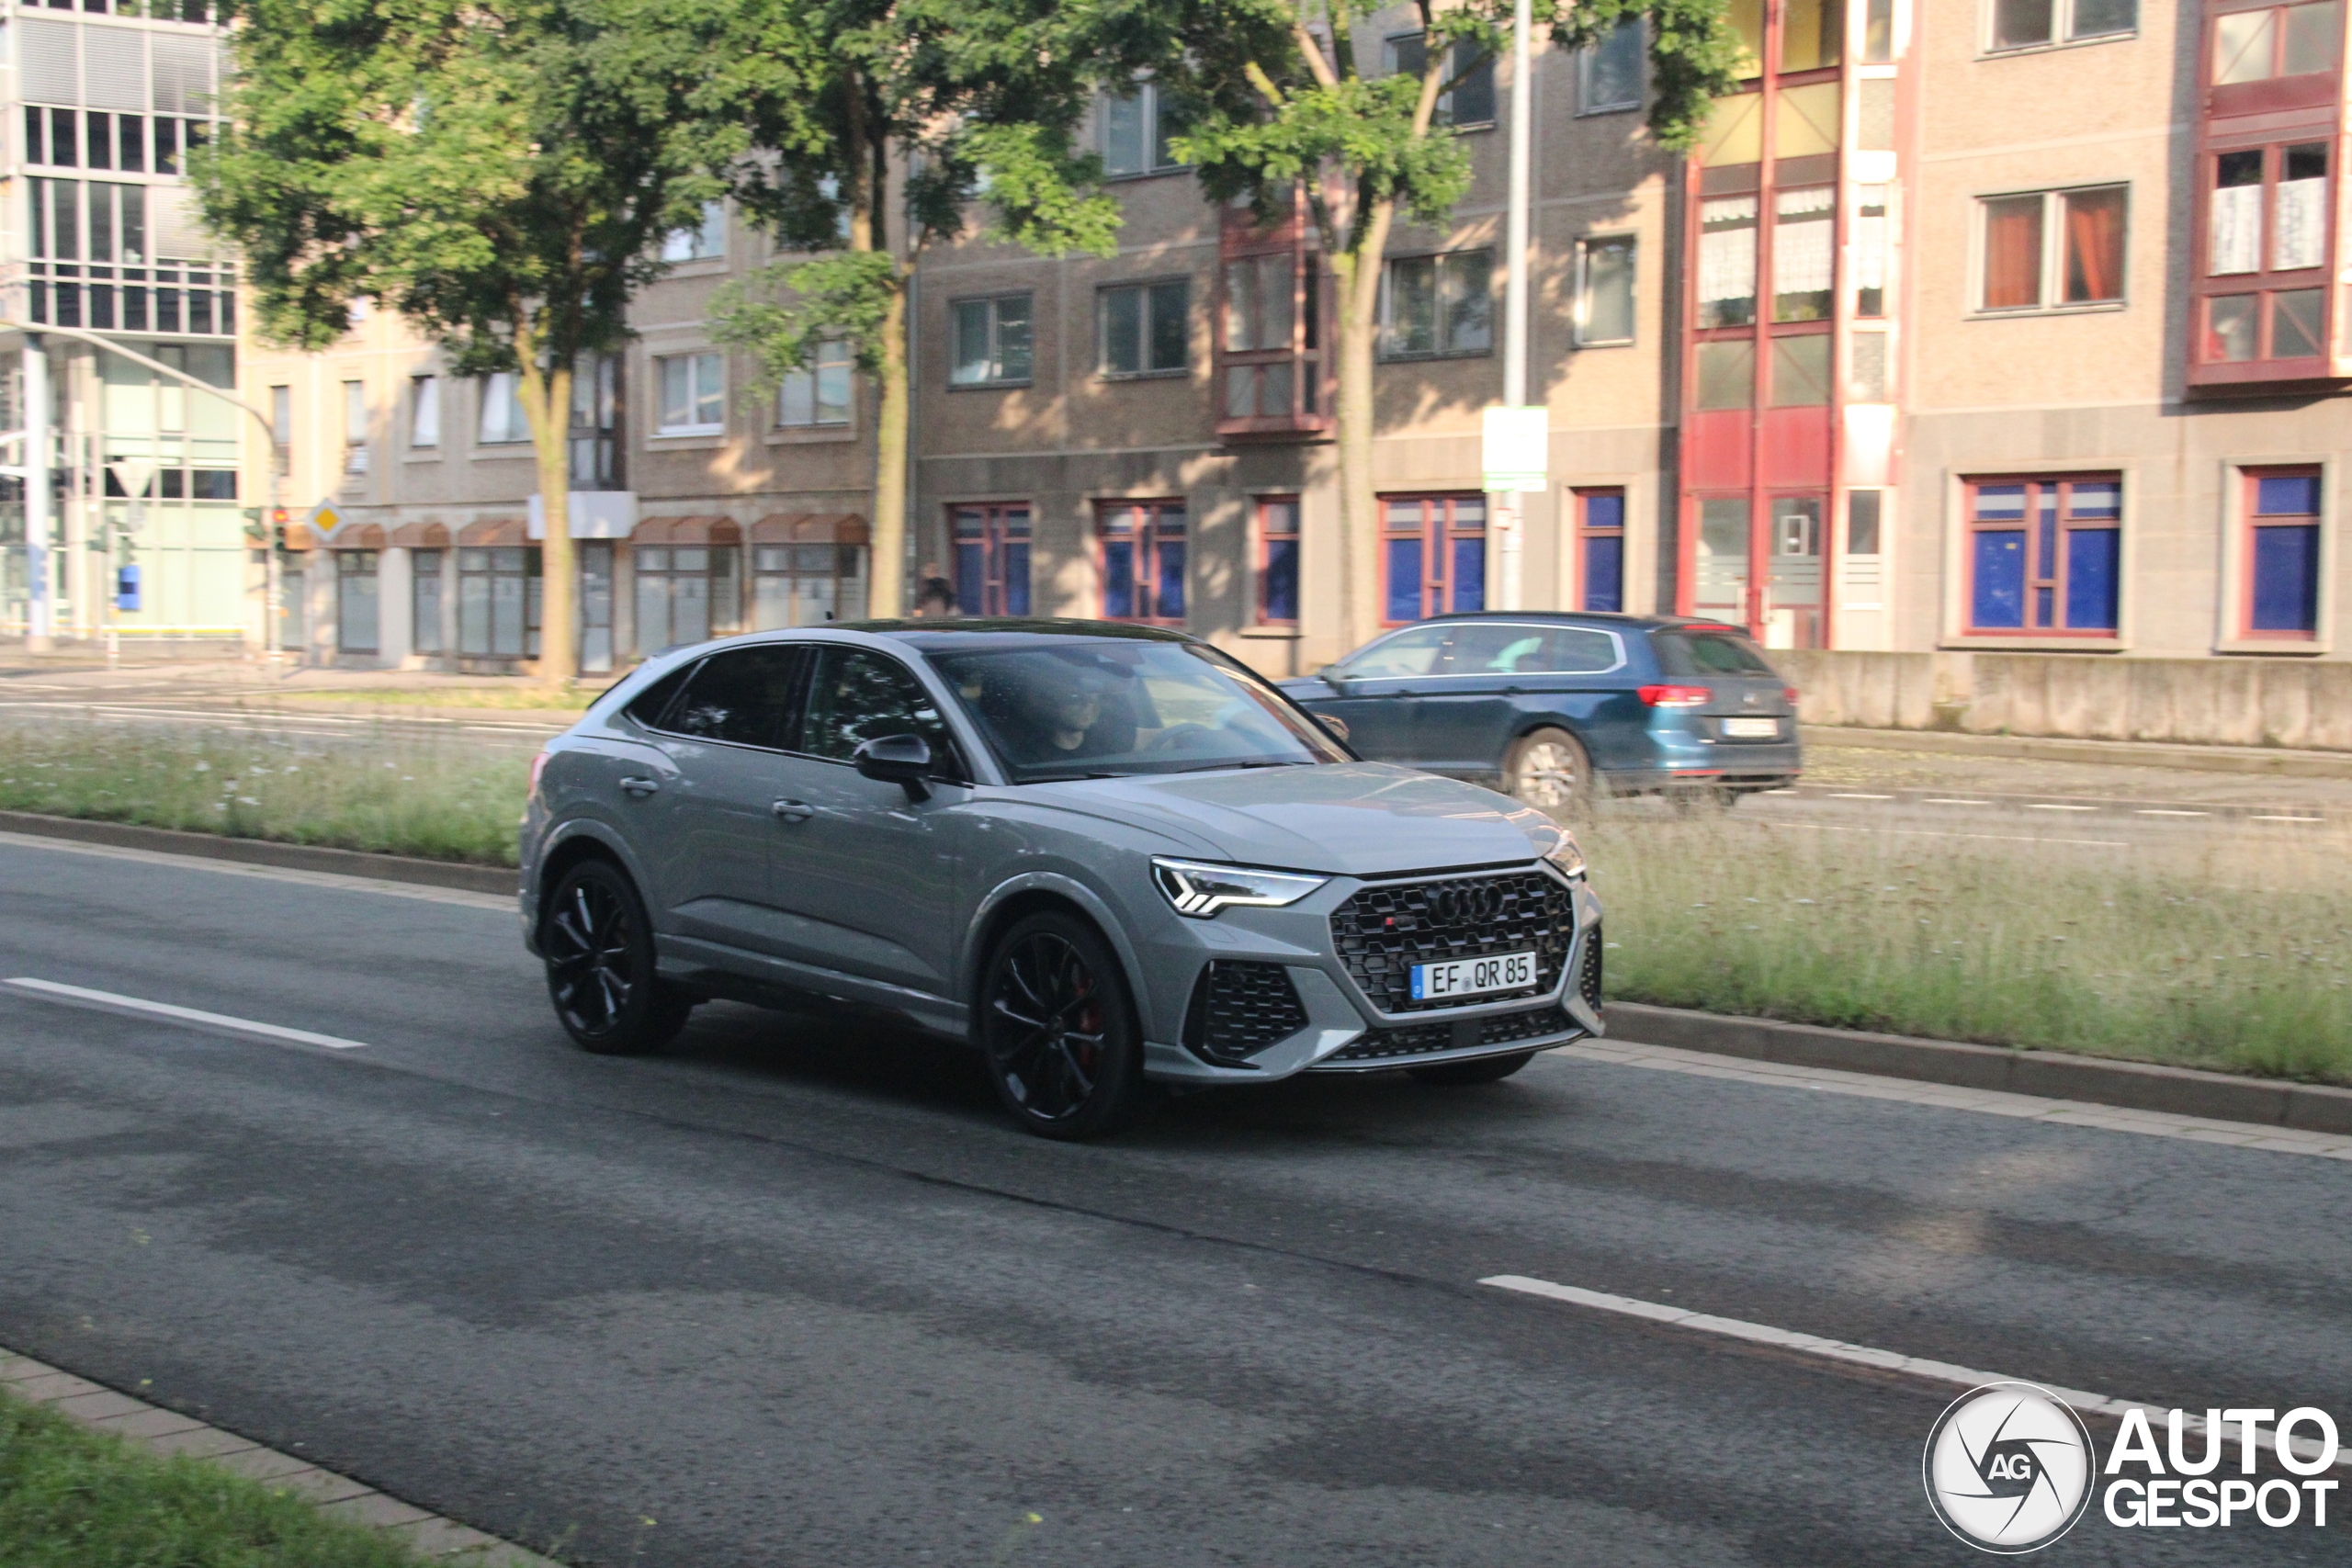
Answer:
[1699,197,1758,309]
[2211,184,2261,276]
[2275,176,2326,271]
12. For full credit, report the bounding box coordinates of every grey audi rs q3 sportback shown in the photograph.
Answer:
[520,620,1603,1139]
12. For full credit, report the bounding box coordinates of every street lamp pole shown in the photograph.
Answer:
[4,321,286,663]
[1498,0,1534,612]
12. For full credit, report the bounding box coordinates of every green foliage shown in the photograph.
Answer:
[197,0,744,372]
[0,1394,435,1568]
[711,254,900,387]
[1568,0,1748,149]
[0,721,530,866]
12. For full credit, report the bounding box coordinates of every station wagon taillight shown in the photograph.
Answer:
[529,750,551,801]
[1637,684,1712,707]
[1785,687,1802,705]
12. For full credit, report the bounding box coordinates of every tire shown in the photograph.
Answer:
[1408,1050,1538,1086]
[978,911,1148,1140]
[1502,728,1593,818]
[540,859,693,1055]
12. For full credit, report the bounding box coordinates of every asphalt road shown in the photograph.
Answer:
[2,836,2347,1566]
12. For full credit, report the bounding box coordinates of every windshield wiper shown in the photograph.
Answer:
[1166,759,1314,773]
[1021,770,1128,783]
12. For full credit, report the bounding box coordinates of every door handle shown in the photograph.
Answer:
[772,799,814,823]
[618,777,660,798]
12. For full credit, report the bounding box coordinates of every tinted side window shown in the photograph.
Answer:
[1655,631,1776,676]
[667,646,805,747]
[1338,625,1448,679]
[624,660,699,729]
[1447,624,1623,675]
[802,649,957,769]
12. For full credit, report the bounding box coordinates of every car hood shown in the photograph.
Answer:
[1026,762,1560,877]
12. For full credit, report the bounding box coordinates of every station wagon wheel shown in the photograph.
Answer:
[1504,728,1592,819]
[542,860,692,1055]
[979,912,1146,1140]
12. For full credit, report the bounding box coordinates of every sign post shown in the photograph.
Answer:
[1483,405,1547,612]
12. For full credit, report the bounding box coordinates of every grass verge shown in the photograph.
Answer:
[267,685,607,712]
[0,720,529,865]
[1587,812,2352,1084]
[0,1393,431,1568]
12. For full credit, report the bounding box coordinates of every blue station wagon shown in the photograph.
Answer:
[1279,613,1803,815]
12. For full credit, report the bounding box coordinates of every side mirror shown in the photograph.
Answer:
[852,733,933,802]
[1317,714,1351,742]
[1317,663,1350,690]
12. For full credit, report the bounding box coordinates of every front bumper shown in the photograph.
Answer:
[1138,866,1605,1086]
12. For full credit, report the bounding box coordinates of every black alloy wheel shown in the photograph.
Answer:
[979,912,1146,1140]
[542,860,693,1055]
[1408,1049,1538,1086]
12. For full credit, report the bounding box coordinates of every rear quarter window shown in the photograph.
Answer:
[1654,630,1777,677]
[623,660,699,730]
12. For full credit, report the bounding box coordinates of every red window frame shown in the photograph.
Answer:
[950,502,1031,617]
[1380,492,1487,624]
[2241,465,2324,638]
[1253,495,1301,626]
[1573,488,1627,613]
[1962,473,2124,637]
[1095,499,1187,626]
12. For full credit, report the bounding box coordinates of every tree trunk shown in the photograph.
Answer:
[1329,198,1395,653]
[870,272,910,618]
[519,360,578,684]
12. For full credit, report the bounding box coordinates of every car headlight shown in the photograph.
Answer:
[1151,857,1329,919]
[1543,829,1587,881]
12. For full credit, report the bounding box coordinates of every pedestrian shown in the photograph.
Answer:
[912,564,957,618]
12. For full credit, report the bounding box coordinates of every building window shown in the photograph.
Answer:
[457,547,541,658]
[413,547,445,653]
[952,503,1032,615]
[1100,280,1190,376]
[478,371,531,445]
[1991,0,2138,50]
[2199,142,2329,367]
[269,384,291,468]
[336,550,379,654]
[1256,496,1301,626]
[2212,1,2340,83]
[1694,339,1756,410]
[1382,494,1486,623]
[777,340,852,427]
[654,352,723,435]
[410,376,440,447]
[1855,186,1890,316]
[1102,80,1185,176]
[1964,474,2122,635]
[950,295,1034,386]
[2244,468,2323,637]
[660,201,726,263]
[1098,501,1187,625]
[1698,196,1758,327]
[633,544,740,654]
[1576,489,1626,612]
[753,542,867,628]
[1578,18,1645,113]
[341,378,368,473]
[1781,0,1846,68]
[1773,187,1836,321]
[1383,33,1496,127]
[1977,186,2127,311]
[1380,250,1493,359]
[1574,236,1636,346]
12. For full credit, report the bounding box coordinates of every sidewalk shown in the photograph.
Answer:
[1804,723,2352,778]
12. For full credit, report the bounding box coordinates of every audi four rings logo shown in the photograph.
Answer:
[1429,886,1501,923]
[1925,1384,2096,1553]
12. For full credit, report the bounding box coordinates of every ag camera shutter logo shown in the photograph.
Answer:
[1923,1382,2096,1553]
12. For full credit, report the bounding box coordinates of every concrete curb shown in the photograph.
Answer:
[1802,725,2352,778]
[0,1350,563,1565]
[0,810,515,897]
[1604,1001,2352,1137]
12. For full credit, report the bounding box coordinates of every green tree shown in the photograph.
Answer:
[706,0,1127,618]
[197,0,751,682]
[1148,0,1740,644]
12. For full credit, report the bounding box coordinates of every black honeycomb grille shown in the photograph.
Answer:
[1579,922,1604,1010]
[1182,961,1310,1066]
[1329,869,1575,1013]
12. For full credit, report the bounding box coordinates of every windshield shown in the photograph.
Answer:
[927,640,1350,782]
[1655,629,1777,676]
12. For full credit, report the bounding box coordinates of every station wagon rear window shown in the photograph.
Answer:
[1655,630,1777,676]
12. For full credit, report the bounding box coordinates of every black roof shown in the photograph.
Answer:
[849,616,1202,650]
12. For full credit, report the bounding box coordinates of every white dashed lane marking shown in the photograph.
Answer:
[4,977,370,1051]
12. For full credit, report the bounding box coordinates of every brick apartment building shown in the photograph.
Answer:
[248,0,2347,679]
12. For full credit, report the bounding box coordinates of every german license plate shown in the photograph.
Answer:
[1722,716,1781,739]
[1410,950,1535,1001]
